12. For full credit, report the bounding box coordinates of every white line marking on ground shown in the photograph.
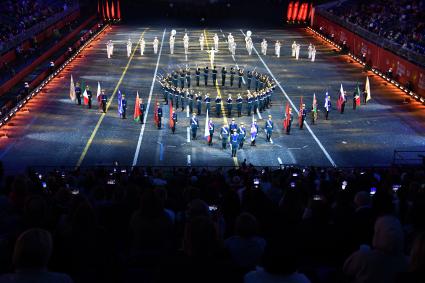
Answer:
[256,109,262,120]
[132,28,166,167]
[277,157,283,164]
[187,127,190,142]
[186,105,189,117]
[240,29,337,167]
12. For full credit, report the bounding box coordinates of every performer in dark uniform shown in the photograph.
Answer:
[75,82,82,105]
[236,93,243,117]
[203,66,209,86]
[298,104,306,129]
[195,67,201,86]
[221,66,227,86]
[226,94,233,117]
[215,94,222,117]
[230,67,235,87]
[238,68,244,88]
[171,109,177,134]
[101,90,107,113]
[212,66,218,86]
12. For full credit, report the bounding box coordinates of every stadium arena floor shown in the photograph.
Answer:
[1,25,424,173]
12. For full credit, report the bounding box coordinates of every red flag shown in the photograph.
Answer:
[106,0,110,19]
[97,0,100,15]
[111,0,115,19]
[169,103,174,128]
[287,2,293,21]
[283,102,290,130]
[298,96,304,126]
[117,0,121,19]
[292,1,299,21]
[154,96,159,126]
[134,92,141,122]
[297,3,305,21]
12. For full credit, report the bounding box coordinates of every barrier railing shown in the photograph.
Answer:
[393,150,425,166]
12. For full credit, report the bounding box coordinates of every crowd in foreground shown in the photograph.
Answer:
[327,0,425,55]
[0,161,424,283]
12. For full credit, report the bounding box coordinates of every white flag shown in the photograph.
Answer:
[365,76,371,102]
[340,83,345,101]
[69,75,76,101]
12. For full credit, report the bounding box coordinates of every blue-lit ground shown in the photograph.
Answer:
[1,25,424,173]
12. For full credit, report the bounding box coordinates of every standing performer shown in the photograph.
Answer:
[106,40,112,58]
[311,94,318,125]
[221,66,227,86]
[247,71,253,90]
[212,66,218,86]
[220,123,230,149]
[250,118,258,146]
[308,43,313,59]
[265,115,274,142]
[236,93,243,117]
[203,66,209,86]
[285,108,293,134]
[121,94,127,119]
[238,68,244,88]
[230,129,239,157]
[275,40,281,58]
[230,67,235,86]
[140,37,145,55]
[311,46,316,62]
[183,33,189,54]
[213,33,219,50]
[86,85,92,109]
[324,92,331,120]
[215,94,222,117]
[140,98,145,124]
[75,82,82,105]
[230,41,236,56]
[171,108,177,134]
[101,89,107,113]
[199,33,205,51]
[169,33,175,55]
[126,38,132,58]
[188,90,194,114]
[207,118,214,146]
[226,94,233,117]
[196,92,202,115]
[295,44,300,60]
[291,41,297,57]
[261,39,268,56]
[190,113,199,139]
[157,102,163,129]
[247,93,253,116]
[298,104,306,129]
[153,36,159,54]
[238,122,246,149]
[204,93,211,113]
[110,40,114,55]
[195,67,201,86]
[207,47,218,66]
[186,68,191,88]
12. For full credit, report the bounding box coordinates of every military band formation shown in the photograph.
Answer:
[69,29,372,159]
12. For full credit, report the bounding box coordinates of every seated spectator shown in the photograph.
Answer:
[0,228,73,283]
[225,212,266,270]
[396,232,425,283]
[343,215,408,283]
[244,241,311,283]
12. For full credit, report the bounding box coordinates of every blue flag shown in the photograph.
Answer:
[117,90,123,116]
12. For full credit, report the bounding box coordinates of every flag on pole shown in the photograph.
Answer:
[169,103,174,128]
[298,96,304,126]
[134,91,141,122]
[154,96,159,126]
[69,75,76,102]
[204,110,210,142]
[365,76,371,102]
[324,91,331,110]
[283,102,290,130]
[96,82,101,103]
[355,83,361,106]
[337,84,345,111]
[83,88,89,105]
[117,90,123,117]
[313,93,317,111]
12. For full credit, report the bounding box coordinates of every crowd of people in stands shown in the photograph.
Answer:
[0,160,424,283]
[327,0,425,55]
[0,0,73,51]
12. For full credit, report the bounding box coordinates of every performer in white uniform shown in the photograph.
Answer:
[295,44,300,60]
[169,35,175,55]
[311,46,316,62]
[153,36,159,54]
[291,41,296,57]
[308,43,313,59]
[275,40,281,58]
[183,33,189,54]
[261,39,268,56]
[199,34,205,51]
[207,47,218,66]
[213,33,219,50]
[140,37,145,56]
[126,38,132,58]
[106,40,112,58]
